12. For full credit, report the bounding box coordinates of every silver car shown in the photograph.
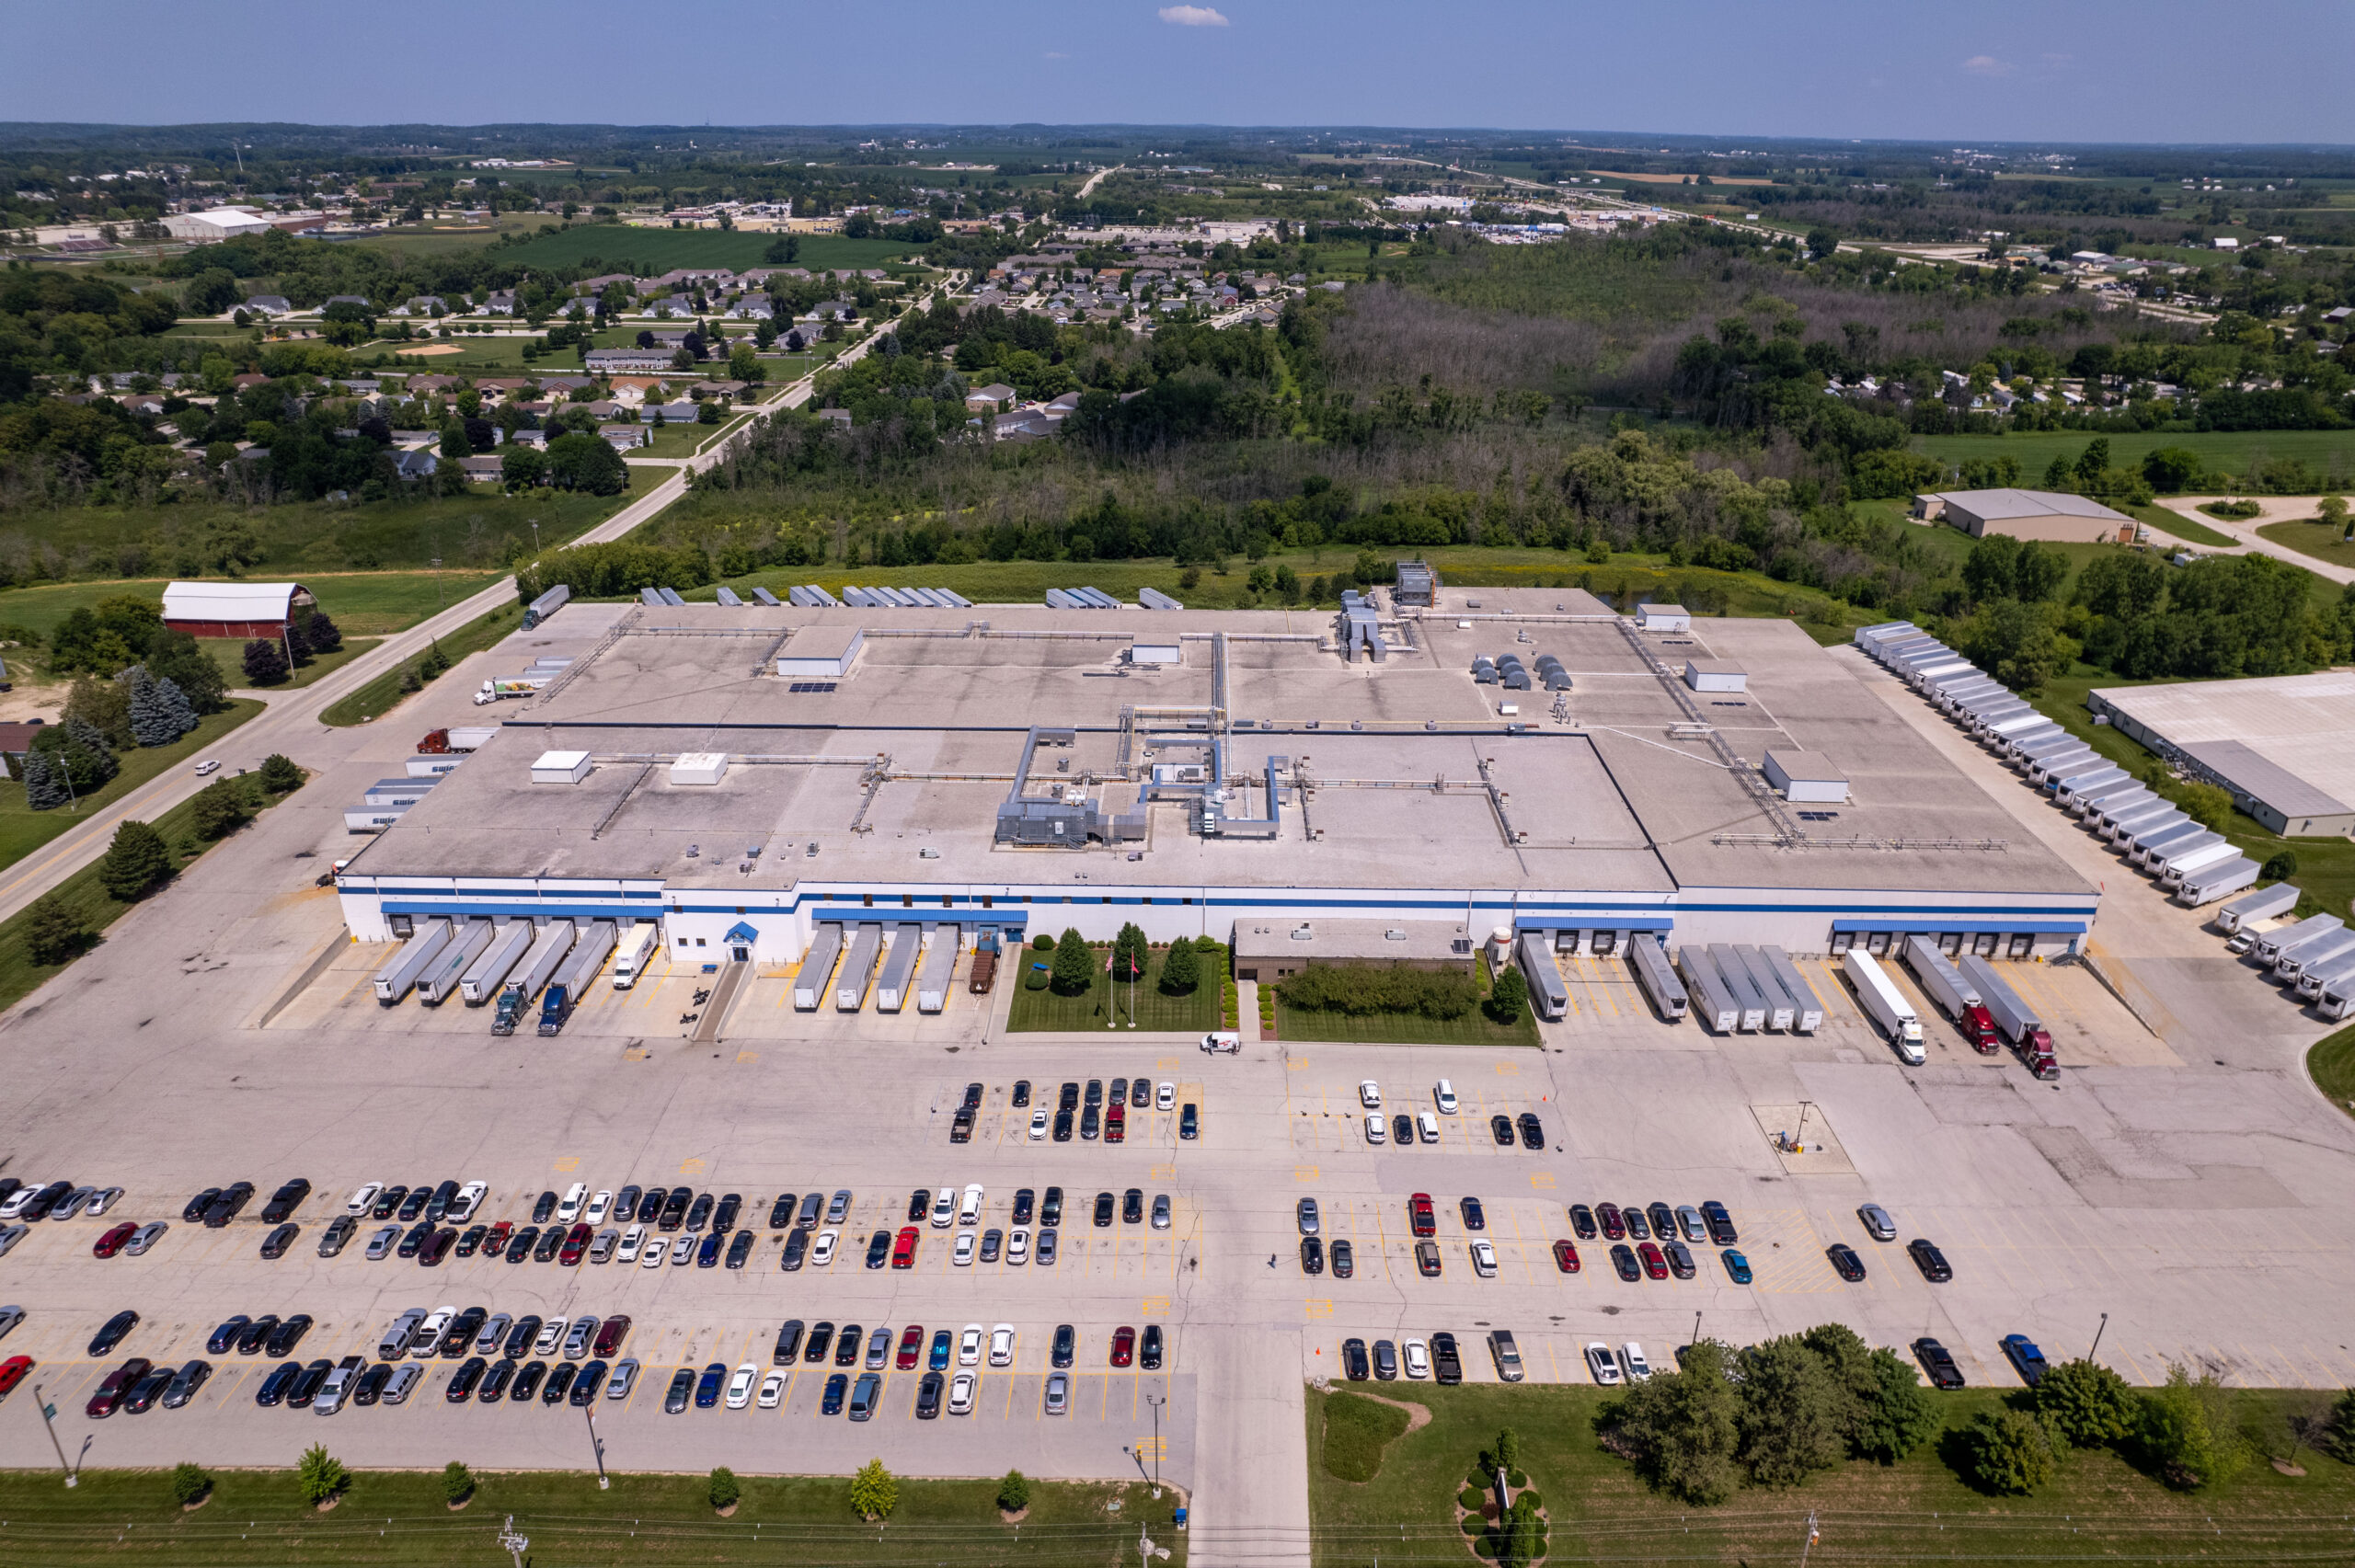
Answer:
[84,1187,126,1218]
[562,1317,600,1359]
[1152,1195,1172,1230]
[475,1313,513,1356]
[0,1305,22,1341]
[605,1357,640,1401]
[825,1189,853,1224]
[160,1358,212,1409]
[0,1226,26,1258]
[364,1225,402,1260]
[1045,1370,1069,1414]
[125,1221,169,1256]
[380,1364,423,1404]
[1857,1203,1897,1242]
[1297,1197,1319,1236]
[1675,1206,1707,1243]
[53,1186,97,1219]
[313,1356,364,1414]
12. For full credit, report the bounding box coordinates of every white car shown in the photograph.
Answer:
[617,1224,645,1263]
[930,1187,957,1227]
[1156,1081,1174,1110]
[344,1184,384,1217]
[1435,1079,1458,1115]
[1363,1113,1386,1145]
[1006,1229,1028,1265]
[810,1229,840,1267]
[1402,1337,1430,1379]
[953,1231,975,1266]
[1416,1111,1440,1144]
[726,1362,758,1410]
[1585,1342,1624,1386]
[414,1305,458,1349]
[557,1183,589,1224]
[959,1323,983,1366]
[638,1230,667,1268]
[1470,1239,1498,1276]
[960,1183,984,1225]
[989,1323,1016,1366]
[193,759,221,776]
[1359,1080,1382,1109]
[948,1369,977,1414]
[668,1235,694,1265]
[0,1187,41,1221]
[758,1369,787,1409]
[448,1181,488,1222]
[1029,1108,1050,1139]
[1620,1342,1652,1382]
[534,1318,568,1356]
[584,1190,613,1226]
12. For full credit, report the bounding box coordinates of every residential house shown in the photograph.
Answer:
[727,296,775,319]
[584,347,680,374]
[606,375,669,404]
[599,424,648,452]
[647,298,701,318]
[477,291,516,315]
[393,295,448,317]
[394,451,439,480]
[457,453,506,482]
[243,294,294,316]
[992,409,1052,442]
[389,429,438,448]
[817,406,852,427]
[644,400,700,423]
[965,383,1017,414]
[1040,391,1082,424]
[508,427,553,450]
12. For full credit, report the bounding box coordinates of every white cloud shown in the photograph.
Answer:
[1158,5,1229,25]
[1959,54,2013,76]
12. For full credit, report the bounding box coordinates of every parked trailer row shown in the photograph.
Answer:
[537,920,616,1036]
[1901,935,1997,1050]
[373,920,453,1004]
[794,923,844,1011]
[915,927,961,1013]
[415,919,496,1006]
[834,923,883,1012]
[458,921,535,1005]
[1677,948,1740,1034]
[2217,881,2301,934]
[1628,939,1688,1023]
[1758,947,1826,1032]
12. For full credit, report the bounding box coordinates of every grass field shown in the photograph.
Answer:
[201,634,379,692]
[1913,429,2355,485]
[0,570,504,643]
[320,601,524,727]
[1274,994,1542,1048]
[0,1468,1176,1567]
[0,698,261,876]
[495,227,925,276]
[1005,944,1223,1033]
[2309,1021,2355,1122]
[2257,519,2355,571]
[0,750,283,1014]
[0,488,621,583]
[1306,1381,2355,1568]
[2125,501,2239,548]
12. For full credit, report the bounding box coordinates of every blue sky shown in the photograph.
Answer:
[6,0,2349,143]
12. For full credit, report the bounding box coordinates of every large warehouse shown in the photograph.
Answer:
[1912,488,2138,544]
[2088,672,2355,837]
[333,589,2099,967]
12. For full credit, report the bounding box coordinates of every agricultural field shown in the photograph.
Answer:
[493,227,925,276]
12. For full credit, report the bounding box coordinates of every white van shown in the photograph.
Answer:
[959,1184,984,1225]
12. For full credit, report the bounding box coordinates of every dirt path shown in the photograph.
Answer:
[1343,1389,1432,1434]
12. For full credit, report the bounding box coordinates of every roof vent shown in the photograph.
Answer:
[1291,923,1315,941]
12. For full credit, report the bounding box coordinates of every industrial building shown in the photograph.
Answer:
[2088,673,2355,838]
[1911,488,2139,544]
[331,586,2099,975]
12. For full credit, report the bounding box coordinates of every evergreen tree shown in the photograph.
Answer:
[126,666,186,748]
[1113,921,1147,980]
[1050,926,1095,995]
[98,819,172,901]
[145,627,226,714]
[33,722,118,796]
[300,609,342,652]
[1159,934,1200,993]
[258,753,304,793]
[21,891,91,965]
[19,747,66,811]
[243,638,290,686]
[155,676,199,738]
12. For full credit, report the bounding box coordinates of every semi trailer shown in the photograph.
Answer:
[1958,956,2059,1079]
[457,920,535,1005]
[1842,951,1924,1064]
[2214,881,2300,933]
[1901,936,1997,1051]
[414,919,496,1006]
[373,920,454,1004]
[1629,940,1689,1023]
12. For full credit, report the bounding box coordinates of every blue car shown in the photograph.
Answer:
[2001,1333,2049,1388]
[928,1329,952,1371]
[254,1362,300,1407]
[821,1371,848,1414]
[694,1360,726,1408]
[696,1231,723,1267]
[1721,1248,1752,1285]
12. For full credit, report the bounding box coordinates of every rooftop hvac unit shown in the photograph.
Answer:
[531,750,593,784]
[670,752,729,786]
[751,586,782,606]
[937,589,973,608]
[715,586,743,607]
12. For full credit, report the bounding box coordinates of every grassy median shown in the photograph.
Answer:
[320,601,523,727]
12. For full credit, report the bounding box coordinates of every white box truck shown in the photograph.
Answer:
[610,921,662,990]
[373,919,454,1004]
[1842,950,1924,1064]
[2215,880,2299,933]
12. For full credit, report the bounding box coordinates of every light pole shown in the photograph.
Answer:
[498,1515,529,1568]
[431,555,444,614]
[1145,1392,1165,1495]
[586,1402,608,1488]
[2089,1311,2109,1362]
[31,1384,74,1485]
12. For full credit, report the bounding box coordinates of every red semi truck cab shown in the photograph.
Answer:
[1961,1002,1999,1053]
[2020,1029,2059,1080]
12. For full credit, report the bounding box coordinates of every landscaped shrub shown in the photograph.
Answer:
[170,1463,211,1506]
[442,1460,474,1505]
[996,1469,1031,1512]
[1277,964,1480,1019]
[2037,1358,2137,1447]
[1959,1409,2060,1494]
[708,1466,741,1510]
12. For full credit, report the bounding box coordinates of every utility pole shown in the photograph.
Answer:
[1797,1509,1819,1568]
[1146,1392,1165,1494]
[586,1402,608,1488]
[2089,1311,2109,1361]
[498,1515,529,1568]
[31,1384,75,1484]
[431,555,444,614]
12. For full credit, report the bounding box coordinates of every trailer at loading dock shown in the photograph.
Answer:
[373,919,454,1003]
[1676,947,1740,1033]
[874,924,922,1013]
[610,921,662,989]
[2215,880,2299,932]
[1843,950,1924,1063]
[1517,933,1568,1022]
[793,923,844,1010]
[458,921,535,1005]
[415,919,497,1005]
[1708,944,1768,1030]
[1901,935,1997,1050]
[508,921,576,1003]
[549,920,617,994]
[1730,946,1795,1030]
[2177,855,2260,908]
[833,922,882,1011]
[916,926,961,1013]
[1958,955,2057,1078]
[2255,913,2341,967]
[1629,940,1688,1022]
[1758,947,1824,1032]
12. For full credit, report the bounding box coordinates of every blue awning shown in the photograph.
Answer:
[724,921,759,944]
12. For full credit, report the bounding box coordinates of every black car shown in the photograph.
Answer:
[1079,1104,1099,1140]
[505,1226,540,1263]
[963,1082,984,1110]
[775,1320,806,1365]
[1518,1113,1545,1149]
[89,1310,140,1355]
[1331,1239,1354,1278]
[1141,1324,1164,1369]
[1132,1077,1151,1108]
[1122,1188,1143,1225]
[1609,1243,1640,1282]
[532,1190,559,1224]
[235,1315,280,1356]
[915,1370,944,1419]
[254,1363,299,1407]
[726,1230,755,1268]
[183,1186,224,1223]
[684,1193,716,1231]
[1646,1202,1677,1242]
[1059,1081,1080,1112]
[616,1185,644,1223]
[478,1359,516,1402]
[1392,1113,1414,1146]
[907,1188,930,1222]
[510,1361,547,1402]
[821,1372,848,1414]
[259,1222,299,1259]
[1012,1188,1036,1226]
[1052,1110,1074,1142]
[1094,1191,1115,1228]
[1490,1115,1514,1147]
[1621,1205,1650,1242]
[1300,1236,1324,1275]
[1908,1239,1953,1282]
[445,1356,488,1402]
[1180,1104,1199,1140]
[1913,1337,1964,1389]
[1826,1243,1867,1282]
[260,1179,311,1224]
[505,1316,542,1358]
[570,1360,608,1405]
[1700,1200,1738,1245]
[420,1224,458,1264]
[1663,1240,1696,1279]
[454,1224,488,1257]
[22,1180,74,1221]
[1085,1079,1104,1107]
[768,1194,797,1229]
[121,1365,171,1414]
[1109,1078,1128,1106]
[286,1358,332,1409]
[951,1109,974,1142]
[1431,1332,1463,1385]
[264,1314,313,1357]
[864,1230,891,1268]
[1011,1080,1031,1108]
[532,1226,566,1263]
[782,1228,810,1270]
[353,1362,393,1405]
[368,1185,406,1220]
[396,1219,433,1258]
[542,1362,578,1404]
[1568,1204,1598,1240]
[202,1182,255,1228]
[1460,1196,1486,1230]
[1340,1337,1369,1380]
[396,1186,431,1223]
[1051,1323,1075,1368]
[424,1181,460,1222]
[833,1327,863,1368]
[640,1188,669,1225]
[206,1315,251,1355]
[1040,1187,1064,1227]
[713,1195,742,1232]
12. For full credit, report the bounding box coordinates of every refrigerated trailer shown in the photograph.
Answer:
[1708,944,1768,1031]
[1676,948,1740,1033]
[2156,839,2241,887]
[2215,880,2300,933]
[2051,766,2131,804]
[2131,825,2218,871]
[1759,947,1825,1032]
[414,919,496,1005]
[1629,940,1688,1023]
[2176,856,2261,908]
[2074,784,2152,820]
[1730,945,1795,1030]
[1901,935,1997,1050]
[873,924,922,1013]
[2295,948,2355,1002]
[2277,925,2355,984]
[1843,951,1924,1063]
[833,922,882,1011]
[2255,913,2341,967]
[1958,956,2059,1078]
[536,920,616,1036]
[915,926,960,1013]
[1518,933,1568,1022]
[509,921,576,1003]
[373,920,454,1003]
[2317,967,2355,1022]
[793,923,844,1011]
[458,920,535,1005]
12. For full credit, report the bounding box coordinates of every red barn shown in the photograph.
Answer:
[160,581,316,639]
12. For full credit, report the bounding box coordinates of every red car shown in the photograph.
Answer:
[1637,1241,1668,1280]
[891,1226,919,1268]
[1596,1202,1626,1241]
[86,1357,150,1419]
[896,1325,925,1369]
[1407,1194,1435,1238]
[480,1220,512,1260]
[0,1355,33,1402]
[1105,1103,1125,1143]
[1109,1326,1135,1368]
[592,1316,632,1358]
[92,1221,137,1259]
[558,1221,593,1265]
[1551,1239,1580,1274]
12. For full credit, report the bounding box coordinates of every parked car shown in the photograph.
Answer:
[1913,1337,1965,1389]
[1431,1332,1462,1385]
[2001,1333,2050,1387]
[1908,1239,1953,1282]
[1826,1243,1867,1282]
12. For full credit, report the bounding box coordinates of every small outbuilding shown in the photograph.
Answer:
[1763,750,1850,804]
[160,580,316,639]
[1637,603,1691,632]
[1684,658,1748,693]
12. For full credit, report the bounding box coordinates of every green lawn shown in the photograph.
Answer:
[202,634,380,692]
[0,1468,1176,1567]
[0,571,503,645]
[2257,519,2355,571]
[1913,428,2355,484]
[319,600,524,727]
[2310,1021,2355,1121]
[2125,501,2239,548]
[1275,994,1542,1048]
[1306,1381,2355,1568]
[1005,943,1223,1032]
[0,761,291,1014]
[0,698,261,876]
[496,226,925,276]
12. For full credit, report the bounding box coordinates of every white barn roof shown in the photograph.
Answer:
[161,581,307,622]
